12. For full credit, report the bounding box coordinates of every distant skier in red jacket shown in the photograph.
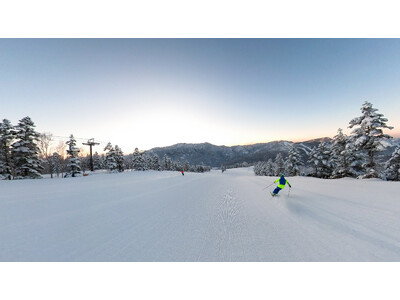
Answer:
[181,170,184,176]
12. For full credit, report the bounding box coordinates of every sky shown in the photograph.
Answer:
[1,38,400,153]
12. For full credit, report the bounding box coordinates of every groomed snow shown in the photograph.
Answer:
[0,167,399,261]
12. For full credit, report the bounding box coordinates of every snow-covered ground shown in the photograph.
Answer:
[0,167,399,261]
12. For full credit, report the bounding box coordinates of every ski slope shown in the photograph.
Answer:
[0,168,399,261]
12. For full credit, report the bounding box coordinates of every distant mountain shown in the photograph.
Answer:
[377,137,400,162]
[145,138,333,167]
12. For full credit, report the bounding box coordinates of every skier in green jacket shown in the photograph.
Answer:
[271,174,291,196]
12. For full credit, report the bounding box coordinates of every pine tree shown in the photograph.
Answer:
[151,155,159,170]
[65,134,82,177]
[330,129,353,178]
[307,146,318,177]
[344,139,364,178]
[317,142,333,178]
[132,148,146,171]
[320,142,333,178]
[308,142,332,178]
[143,153,156,170]
[285,145,303,176]
[114,145,125,172]
[273,153,285,176]
[254,159,275,176]
[92,152,102,170]
[153,154,162,171]
[174,159,183,171]
[0,119,15,180]
[384,147,400,181]
[162,154,172,171]
[253,161,264,176]
[11,117,43,179]
[265,159,273,176]
[348,101,393,178]
[124,153,134,170]
[104,142,118,172]
[184,161,190,172]
[141,153,150,171]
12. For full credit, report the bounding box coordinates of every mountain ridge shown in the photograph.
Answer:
[145,138,332,167]
[145,137,399,167]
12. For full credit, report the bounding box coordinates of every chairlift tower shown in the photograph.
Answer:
[82,138,100,171]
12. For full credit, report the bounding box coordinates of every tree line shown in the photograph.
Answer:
[0,117,211,180]
[254,101,400,181]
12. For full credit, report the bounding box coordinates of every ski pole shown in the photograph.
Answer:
[262,183,275,190]
[288,187,291,197]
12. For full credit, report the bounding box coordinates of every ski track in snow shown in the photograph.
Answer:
[0,168,399,261]
[196,187,248,261]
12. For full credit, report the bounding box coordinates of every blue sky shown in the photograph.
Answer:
[1,39,399,152]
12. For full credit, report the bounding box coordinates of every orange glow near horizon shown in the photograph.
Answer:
[235,127,400,146]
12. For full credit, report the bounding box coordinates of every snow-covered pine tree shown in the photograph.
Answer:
[104,142,118,172]
[183,161,190,172]
[124,153,134,170]
[307,146,318,177]
[345,141,364,177]
[348,101,393,178]
[0,119,15,180]
[151,154,161,171]
[330,128,353,178]
[153,155,161,171]
[261,161,269,176]
[265,158,273,176]
[384,147,400,181]
[174,159,183,171]
[114,145,125,172]
[65,134,82,177]
[162,154,172,171]
[142,153,151,171]
[11,117,43,179]
[195,165,208,173]
[132,148,146,171]
[308,142,332,178]
[273,153,285,176]
[254,159,275,176]
[317,142,333,178]
[253,161,264,176]
[284,145,303,176]
[92,151,102,170]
